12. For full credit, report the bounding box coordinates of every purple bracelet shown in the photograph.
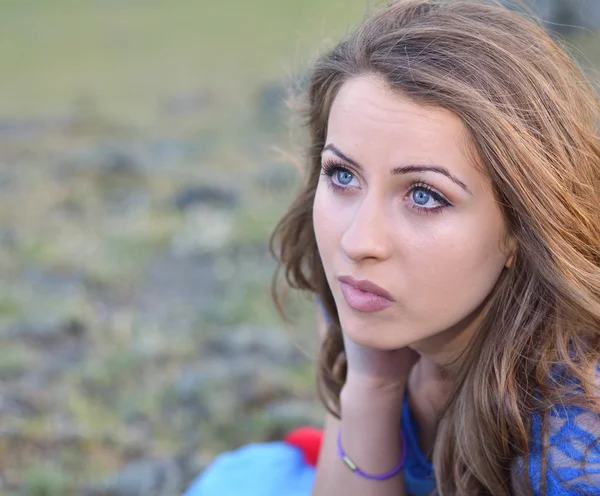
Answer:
[336,427,407,480]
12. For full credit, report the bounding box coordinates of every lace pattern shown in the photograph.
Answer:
[526,401,600,494]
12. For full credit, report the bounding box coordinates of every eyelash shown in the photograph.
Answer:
[320,160,453,214]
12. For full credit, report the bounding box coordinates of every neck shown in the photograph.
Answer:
[409,298,490,377]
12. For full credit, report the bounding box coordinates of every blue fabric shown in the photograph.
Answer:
[401,393,436,495]
[184,442,315,496]
[526,398,600,494]
[405,400,600,495]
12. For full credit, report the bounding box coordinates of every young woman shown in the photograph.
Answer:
[186,1,600,494]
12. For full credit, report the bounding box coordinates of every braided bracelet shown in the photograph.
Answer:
[336,427,407,481]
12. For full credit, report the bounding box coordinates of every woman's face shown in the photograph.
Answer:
[313,75,514,352]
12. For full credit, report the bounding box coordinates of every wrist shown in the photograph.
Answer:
[341,375,406,413]
[336,424,407,481]
[343,371,408,395]
[337,382,407,480]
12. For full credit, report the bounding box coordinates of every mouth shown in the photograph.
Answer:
[337,275,395,313]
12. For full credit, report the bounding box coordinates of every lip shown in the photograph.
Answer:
[337,275,395,313]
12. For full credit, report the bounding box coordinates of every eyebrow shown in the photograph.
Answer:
[322,143,472,195]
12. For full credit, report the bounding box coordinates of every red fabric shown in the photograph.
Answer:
[284,427,324,467]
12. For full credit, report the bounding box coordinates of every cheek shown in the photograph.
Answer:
[401,213,507,322]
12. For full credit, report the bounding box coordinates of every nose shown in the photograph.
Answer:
[340,195,393,263]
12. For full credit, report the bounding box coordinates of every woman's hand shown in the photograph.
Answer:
[340,326,453,457]
[341,332,420,393]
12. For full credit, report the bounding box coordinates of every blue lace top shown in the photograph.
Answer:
[403,393,600,495]
[525,398,600,494]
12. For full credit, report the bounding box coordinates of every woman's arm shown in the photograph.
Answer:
[312,383,408,496]
[311,306,408,496]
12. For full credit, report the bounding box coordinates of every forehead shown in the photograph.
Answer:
[326,75,478,173]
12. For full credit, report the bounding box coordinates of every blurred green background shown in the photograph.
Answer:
[0,1,598,495]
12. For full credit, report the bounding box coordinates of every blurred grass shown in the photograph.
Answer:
[0,0,369,120]
[0,0,598,121]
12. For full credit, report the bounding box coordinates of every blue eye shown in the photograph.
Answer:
[320,162,358,191]
[336,170,354,185]
[412,188,431,205]
[408,184,452,214]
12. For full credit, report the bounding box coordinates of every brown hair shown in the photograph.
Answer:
[269,1,600,494]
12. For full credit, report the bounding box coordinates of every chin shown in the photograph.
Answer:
[340,313,415,350]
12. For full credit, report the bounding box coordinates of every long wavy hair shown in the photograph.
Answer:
[269,1,600,494]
